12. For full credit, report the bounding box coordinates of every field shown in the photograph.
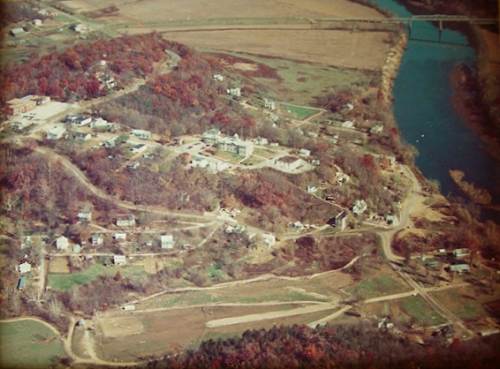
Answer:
[48,263,147,291]
[94,303,337,360]
[399,296,447,326]
[136,270,353,311]
[0,319,67,368]
[162,30,391,71]
[73,0,384,21]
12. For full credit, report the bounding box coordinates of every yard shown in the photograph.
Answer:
[0,319,67,368]
[48,263,147,291]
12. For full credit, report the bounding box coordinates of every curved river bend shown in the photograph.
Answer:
[371,0,499,219]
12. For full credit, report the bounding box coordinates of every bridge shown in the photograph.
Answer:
[314,14,498,43]
[317,15,498,26]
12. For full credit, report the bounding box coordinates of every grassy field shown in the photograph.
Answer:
[281,103,321,120]
[0,319,67,368]
[136,271,354,310]
[349,272,409,299]
[399,296,447,326]
[48,263,147,291]
[213,51,375,105]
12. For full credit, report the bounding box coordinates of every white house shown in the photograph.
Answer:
[262,233,276,247]
[113,233,127,241]
[307,186,318,194]
[330,211,348,231]
[263,98,276,111]
[227,87,241,97]
[10,27,25,37]
[72,132,92,142]
[201,128,221,145]
[77,210,92,222]
[91,234,103,246]
[450,263,470,273]
[70,23,89,33]
[73,244,82,253]
[225,224,246,234]
[160,234,174,249]
[352,199,368,215]
[18,262,32,274]
[32,19,43,26]
[254,137,269,145]
[91,117,114,130]
[299,148,311,157]
[370,124,384,134]
[453,248,470,259]
[56,236,69,250]
[121,304,136,311]
[113,255,127,265]
[65,115,92,126]
[116,215,136,227]
[341,120,355,129]
[47,125,66,140]
[131,129,152,140]
[216,134,254,157]
[213,74,224,81]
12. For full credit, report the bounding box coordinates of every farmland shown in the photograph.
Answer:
[0,319,67,368]
[61,0,384,22]
[162,30,392,71]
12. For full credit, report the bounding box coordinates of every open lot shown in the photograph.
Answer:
[49,257,71,273]
[162,30,391,71]
[0,319,67,368]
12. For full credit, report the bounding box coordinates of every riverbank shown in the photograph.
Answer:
[449,63,500,161]
[380,31,408,104]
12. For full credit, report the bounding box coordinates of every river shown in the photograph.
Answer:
[370,0,499,220]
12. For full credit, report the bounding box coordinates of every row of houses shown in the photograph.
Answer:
[202,129,254,157]
[56,232,175,250]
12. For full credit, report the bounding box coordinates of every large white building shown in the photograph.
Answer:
[201,129,254,157]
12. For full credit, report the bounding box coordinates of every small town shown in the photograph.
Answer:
[0,1,499,369]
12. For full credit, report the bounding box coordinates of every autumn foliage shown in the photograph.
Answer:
[0,33,176,109]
